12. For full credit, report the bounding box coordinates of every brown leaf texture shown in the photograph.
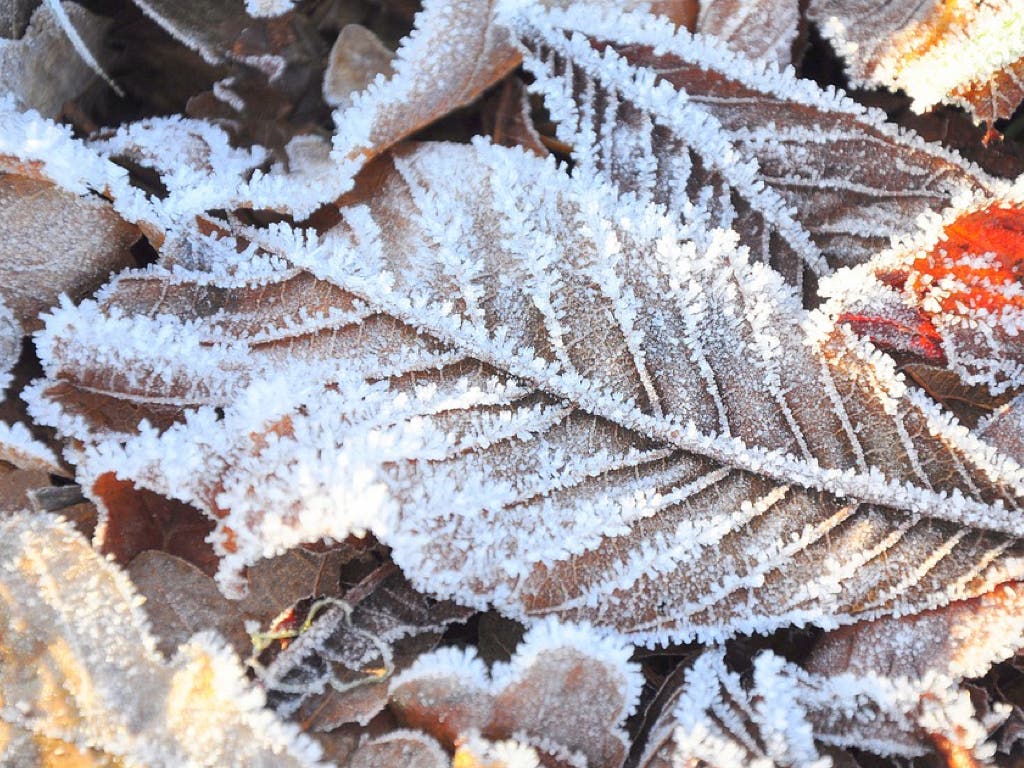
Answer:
[389,618,640,768]
[331,0,521,169]
[253,568,471,730]
[30,140,1024,648]
[806,582,1024,682]
[509,4,999,282]
[808,0,1024,127]
[0,512,325,767]
[0,1,110,119]
[0,171,137,333]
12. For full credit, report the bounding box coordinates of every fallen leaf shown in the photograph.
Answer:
[696,0,799,66]
[0,1,110,118]
[30,140,1024,646]
[390,618,641,768]
[0,511,326,767]
[809,0,1024,128]
[0,172,137,333]
[638,648,1004,766]
[508,2,998,283]
[323,24,395,110]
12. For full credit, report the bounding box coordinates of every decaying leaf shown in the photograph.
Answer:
[0,511,325,767]
[390,618,641,768]
[0,1,110,118]
[638,648,1005,766]
[30,139,1024,648]
[809,0,1024,128]
[323,24,395,111]
[508,3,999,282]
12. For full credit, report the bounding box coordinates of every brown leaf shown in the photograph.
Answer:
[0,172,137,333]
[483,76,549,157]
[806,583,1024,682]
[32,140,1024,646]
[0,1,111,119]
[91,473,218,575]
[323,24,395,110]
[255,568,471,731]
[390,620,640,768]
[809,0,1024,127]
[128,550,250,657]
[345,730,448,768]
[510,3,996,286]
[332,0,521,169]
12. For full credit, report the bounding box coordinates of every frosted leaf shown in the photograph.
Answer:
[129,0,259,66]
[0,98,159,231]
[331,0,521,175]
[807,582,1024,683]
[639,649,1003,766]
[820,189,1024,396]
[0,167,138,333]
[30,141,1024,644]
[809,0,1024,127]
[345,730,449,768]
[696,0,798,66]
[323,24,395,110]
[979,394,1024,464]
[390,617,641,768]
[254,568,471,730]
[0,1,110,118]
[0,511,326,767]
[505,2,1000,278]
[0,420,61,473]
[452,733,543,768]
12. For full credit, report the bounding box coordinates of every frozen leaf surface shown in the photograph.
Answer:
[30,140,1024,647]
[809,0,1024,128]
[696,0,798,66]
[0,167,137,333]
[390,618,640,768]
[0,512,326,767]
[822,188,1024,396]
[638,648,1004,767]
[331,0,520,175]
[507,2,1000,279]
[0,1,109,118]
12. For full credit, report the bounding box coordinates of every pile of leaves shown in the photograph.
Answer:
[4,0,1024,765]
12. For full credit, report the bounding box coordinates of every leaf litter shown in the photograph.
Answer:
[2,1,1024,766]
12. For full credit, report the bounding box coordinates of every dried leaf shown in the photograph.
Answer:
[0,1,110,118]
[345,730,449,768]
[821,190,1024,396]
[807,582,1024,682]
[508,3,999,279]
[30,140,1024,646]
[255,568,471,730]
[696,0,799,66]
[0,512,326,767]
[323,24,395,110]
[128,550,250,657]
[639,649,1004,766]
[0,171,137,333]
[331,0,520,172]
[809,0,1024,127]
[390,618,641,768]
